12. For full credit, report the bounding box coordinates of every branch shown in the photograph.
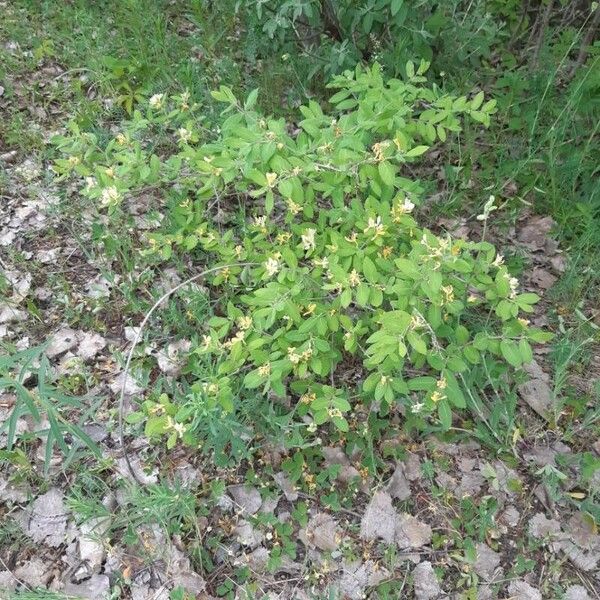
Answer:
[566,5,600,80]
[530,0,555,71]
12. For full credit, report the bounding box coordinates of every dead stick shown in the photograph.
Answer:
[567,5,600,80]
[531,0,555,70]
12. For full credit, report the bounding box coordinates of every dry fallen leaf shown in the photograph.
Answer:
[274,471,298,501]
[528,513,561,540]
[155,339,191,376]
[360,490,396,544]
[77,331,107,361]
[386,463,411,500]
[229,484,262,515]
[518,360,554,420]
[22,488,69,547]
[299,512,339,551]
[474,543,501,581]
[339,560,389,600]
[518,215,556,250]
[394,513,432,548]
[413,561,443,600]
[63,574,111,600]
[46,327,79,358]
[530,267,557,290]
[507,579,542,600]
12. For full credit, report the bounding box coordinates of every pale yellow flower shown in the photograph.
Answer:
[287,347,301,364]
[303,303,317,316]
[237,316,252,330]
[253,215,267,229]
[300,392,316,404]
[392,198,415,221]
[258,363,271,377]
[265,257,281,277]
[301,228,316,251]
[276,232,292,244]
[441,285,454,303]
[348,269,361,287]
[149,93,164,108]
[178,127,192,142]
[493,254,505,267]
[364,216,386,238]
[313,257,329,269]
[431,390,445,403]
[287,199,302,215]
[100,186,121,206]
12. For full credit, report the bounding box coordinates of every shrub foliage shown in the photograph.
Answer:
[54,62,550,454]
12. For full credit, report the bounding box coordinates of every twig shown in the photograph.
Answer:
[530,0,555,71]
[117,262,255,484]
[0,555,32,592]
[508,0,531,50]
[566,4,600,80]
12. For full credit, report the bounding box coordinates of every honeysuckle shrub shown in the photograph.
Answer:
[53,62,551,457]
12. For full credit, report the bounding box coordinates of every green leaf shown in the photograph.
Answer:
[363,256,378,284]
[519,338,533,363]
[244,88,259,110]
[391,0,404,16]
[463,345,480,364]
[378,161,396,187]
[408,376,436,391]
[455,325,470,345]
[406,145,429,157]
[247,169,267,187]
[471,91,484,110]
[407,330,427,354]
[281,247,298,269]
[340,288,352,308]
[500,340,523,368]
[444,372,466,408]
[356,283,370,306]
[265,190,274,214]
[145,415,168,438]
[395,258,420,279]
[332,417,349,432]
[438,400,452,430]
[370,286,383,307]
[243,370,263,389]
[452,258,472,273]
[517,293,540,305]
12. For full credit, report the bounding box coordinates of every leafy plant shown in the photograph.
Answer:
[53,61,551,457]
[235,0,503,82]
[0,344,101,472]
